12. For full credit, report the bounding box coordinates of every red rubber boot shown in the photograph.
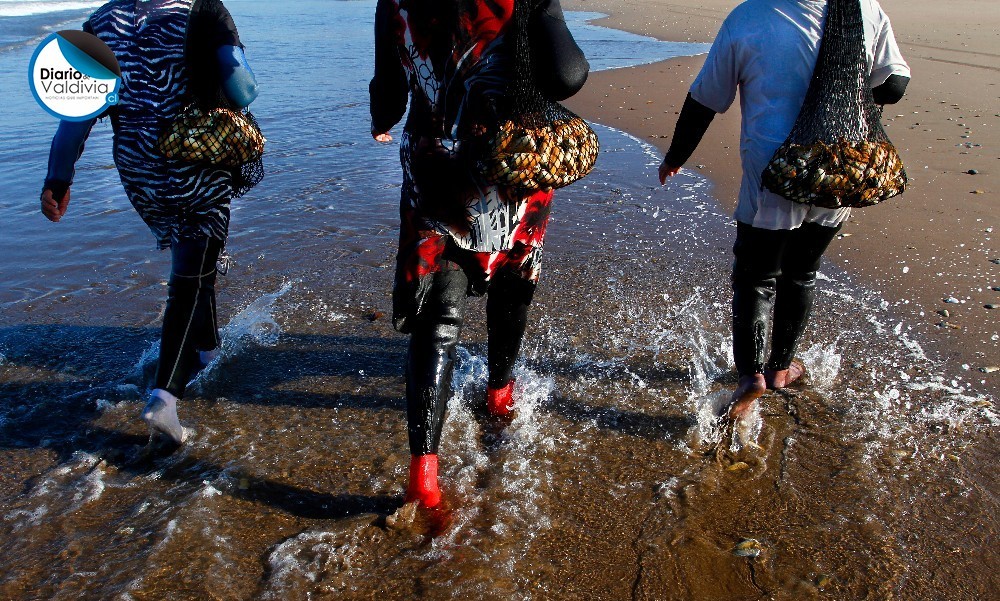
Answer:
[486,380,515,417]
[405,454,441,508]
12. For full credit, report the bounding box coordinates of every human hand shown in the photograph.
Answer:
[658,159,681,185]
[373,132,393,143]
[41,187,70,222]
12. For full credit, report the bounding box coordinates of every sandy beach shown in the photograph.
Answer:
[562,0,998,384]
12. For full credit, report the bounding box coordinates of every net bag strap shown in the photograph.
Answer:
[787,0,887,145]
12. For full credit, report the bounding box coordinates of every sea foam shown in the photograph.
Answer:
[0,1,103,18]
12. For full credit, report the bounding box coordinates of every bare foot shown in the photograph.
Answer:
[764,359,806,389]
[725,374,767,419]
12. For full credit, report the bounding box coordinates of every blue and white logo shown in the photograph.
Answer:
[29,31,121,121]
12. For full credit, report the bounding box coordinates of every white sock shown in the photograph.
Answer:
[198,349,220,367]
[142,389,187,444]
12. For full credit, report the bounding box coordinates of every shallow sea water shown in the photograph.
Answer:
[0,1,997,600]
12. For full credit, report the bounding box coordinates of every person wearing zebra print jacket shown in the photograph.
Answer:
[40,0,259,446]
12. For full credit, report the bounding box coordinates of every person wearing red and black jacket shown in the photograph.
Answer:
[370,0,588,509]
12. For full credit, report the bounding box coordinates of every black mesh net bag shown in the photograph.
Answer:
[230,111,264,198]
[161,18,266,200]
[475,0,598,192]
[761,0,906,209]
[157,106,265,198]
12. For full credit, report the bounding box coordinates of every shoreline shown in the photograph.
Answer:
[562,0,998,396]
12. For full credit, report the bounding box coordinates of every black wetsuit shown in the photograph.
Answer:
[371,0,588,456]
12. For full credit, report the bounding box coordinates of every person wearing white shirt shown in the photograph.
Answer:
[658,0,910,418]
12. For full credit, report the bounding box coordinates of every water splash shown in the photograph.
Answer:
[129,339,160,382]
[491,365,557,535]
[446,347,491,505]
[124,282,293,393]
[219,282,293,349]
[689,390,730,449]
[799,342,842,392]
[681,322,732,399]
[649,289,736,449]
[449,346,557,526]
[188,282,294,389]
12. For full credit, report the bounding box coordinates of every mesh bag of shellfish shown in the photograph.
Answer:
[476,0,599,192]
[761,0,906,209]
[157,107,265,168]
[157,107,265,198]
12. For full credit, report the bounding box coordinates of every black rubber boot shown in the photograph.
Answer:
[486,270,535,389]
[406,267,468,456]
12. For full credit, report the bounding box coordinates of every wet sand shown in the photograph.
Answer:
[3,124,996,599]
[557,1,1000,598]
[561,0,999,384]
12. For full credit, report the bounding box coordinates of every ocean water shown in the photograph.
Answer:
[0,0,103,17]
[0,1,996,600]
[0,0,104,48]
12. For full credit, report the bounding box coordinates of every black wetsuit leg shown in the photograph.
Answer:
[486,270,535,388]
[732,223,787,377]
[154,236,223,398]
[767,221,841,370]
[406,264,467,456]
